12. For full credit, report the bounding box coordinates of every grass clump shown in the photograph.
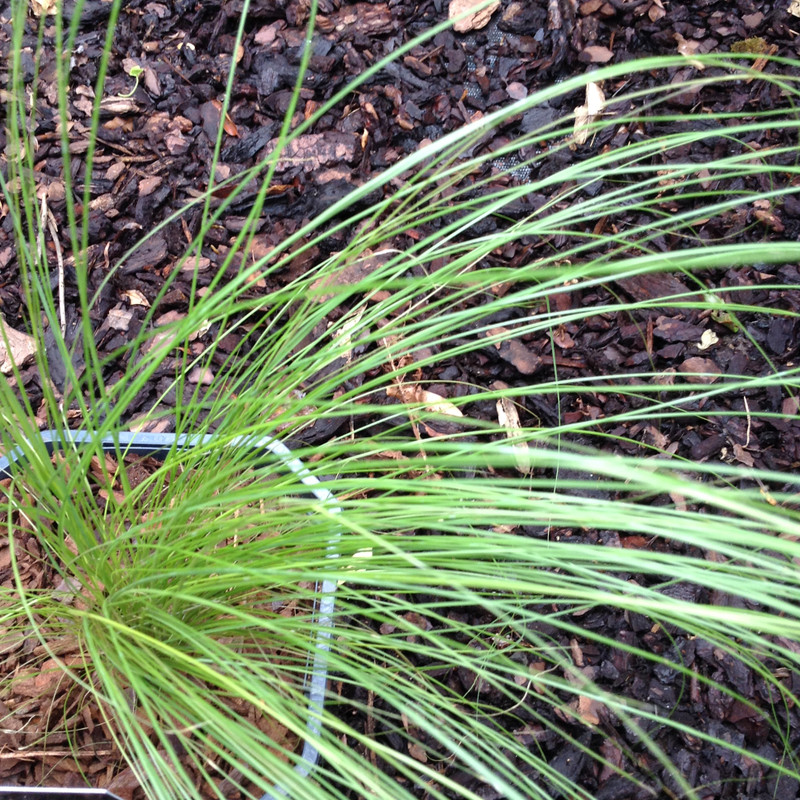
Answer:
[1,0,800,798]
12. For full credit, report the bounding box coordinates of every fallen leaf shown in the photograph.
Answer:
[332,307,366,366]
[648,0,666,21]
[732,443,755,467]
[506,81,527,100]
[576,693,603,726]
[710,307,739,332]
[408,742,428,763]
[642,424,669,449]
[0,316,37,374]
[211,98,239,137]
[697,329,719,351]
[753,206,784,233]
[696,167,713,189]
[674,32,704,69]
[580,45,614,63]
[99,96,139,116]
[449,0,500,32]
[417,390,463,418]
[122,289,150,307]
[387,384,463,417]
[573,81,606,145]
[143,65,161,96]
[30,0,57,15]
[494,383,531,476]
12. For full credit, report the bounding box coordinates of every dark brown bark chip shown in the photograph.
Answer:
[616,273,699,312]
[653,317,705,343]
[119,234,170,274]
[486,327,543,375]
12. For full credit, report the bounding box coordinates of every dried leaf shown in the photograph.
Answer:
[122,289,150,307]
[143,65,161,96]
[495,389,531,476]
[387,384,463,417]
[30,0,57,16]
[648,0,666,21]
[732,443,755,468]
[99,96,139,116]
[408,742,428,762]
[211,99,239,137]
[580,45,614,63]
[0,316,36,374]
[697,329,719,351]
[753,205,784,232]
[674,32,705,69]
[576,693,603,726]
[572,82,605,145]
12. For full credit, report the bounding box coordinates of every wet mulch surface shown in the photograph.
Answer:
[1,0,800,797]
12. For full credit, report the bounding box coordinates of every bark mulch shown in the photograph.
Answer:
[1,0,800,797]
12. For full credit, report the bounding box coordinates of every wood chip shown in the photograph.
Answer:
[678,356,721,384]
[310,249,390,304]
[262,132,358,173]
[449,0,500,32]
[487,328,542,375]
[138,175,163,196]
[580,45,614,63]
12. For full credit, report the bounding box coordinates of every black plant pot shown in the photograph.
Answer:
[0,430,338,800]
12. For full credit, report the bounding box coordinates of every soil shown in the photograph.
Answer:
[0,0,799,798]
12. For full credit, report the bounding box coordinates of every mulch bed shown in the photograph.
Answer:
[1,0,800,797]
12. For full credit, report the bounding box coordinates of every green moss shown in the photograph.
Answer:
[730,37,769,54]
